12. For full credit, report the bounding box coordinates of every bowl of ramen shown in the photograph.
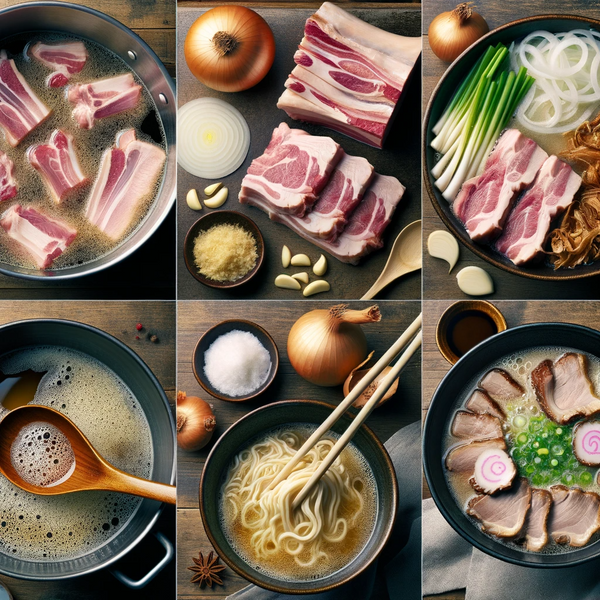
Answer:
[200,400,397,593]
[424,322,600,567]
[0,2,175,280]
[423,15,600,281]
[0,318,175,581]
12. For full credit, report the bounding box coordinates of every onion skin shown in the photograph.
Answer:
[428,3,489,63]
[343,351,399,408]
[184,6,276,92]
[177,391,216,452]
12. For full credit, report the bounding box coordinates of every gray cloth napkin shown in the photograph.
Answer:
[228,420,422,600]
[423,497,600,600]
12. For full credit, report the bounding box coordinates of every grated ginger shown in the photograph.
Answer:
[193,223,257,282]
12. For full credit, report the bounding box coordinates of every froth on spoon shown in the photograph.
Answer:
[0,405,176,505]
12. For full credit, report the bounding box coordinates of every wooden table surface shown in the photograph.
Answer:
[0,300,176,599]
[177,3,422,301]
[422,0,600,300]
[177,300,421,600]
[0,0,176,301]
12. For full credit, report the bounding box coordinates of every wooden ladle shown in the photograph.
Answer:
[361,219,422,300]
[0,405,176,505]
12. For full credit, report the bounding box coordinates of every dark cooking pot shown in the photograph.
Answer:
[424,322,600,568]
[0,2,176,280]
[0,319,175,583]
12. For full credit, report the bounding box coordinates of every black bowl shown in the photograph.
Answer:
[423,15,600,281]
[423,322,600,567]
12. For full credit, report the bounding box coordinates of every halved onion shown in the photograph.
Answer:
[178,97,250,179]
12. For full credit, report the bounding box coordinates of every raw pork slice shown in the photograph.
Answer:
[453,129,548,241]
[549,485,600,547]
[0,50,51,146]
[521,488,552,552]
[495,156,582,265]
[479,368,524,401]
[450,411,503,441]
[86,129,165,240]
[531,352,600,424]
[68,73,141,129]
[240,123,343,216]
[0,151,17,202]
[29,40,87,87]
[0,204,76,269]
[28,129,87,203]
[444,438,507,473]
[465,389,505,419]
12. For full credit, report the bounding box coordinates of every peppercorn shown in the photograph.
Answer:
[150,335,158,343]
[136,323,143,331]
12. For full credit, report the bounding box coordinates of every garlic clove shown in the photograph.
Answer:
[456,266,494,296]
[282,245,291,268]
[186,188,202,210]
[275,274,301,290]
[303,280,330,297]
[291,253,311,267]
[428,230,459,272]
[313,254,327,276]
[204,187,228,208]
[292,272,309,284]
[204,182,222,196]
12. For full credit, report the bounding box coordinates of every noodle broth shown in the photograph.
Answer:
[219,424,378,582]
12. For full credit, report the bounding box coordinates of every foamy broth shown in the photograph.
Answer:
[219,424,378,582]
[444,346,600,554]
[0,346,153,561]
[0,32,166,271]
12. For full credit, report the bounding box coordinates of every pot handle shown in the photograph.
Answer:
[110,531,174,589]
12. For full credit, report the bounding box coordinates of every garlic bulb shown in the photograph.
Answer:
[457,266,494,296]
[428,230,459,272]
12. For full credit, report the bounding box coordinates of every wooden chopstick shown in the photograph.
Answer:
[266,312,422,493]
[291,329,422,510]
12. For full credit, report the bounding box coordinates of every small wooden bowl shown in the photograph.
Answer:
[193,319,279,402]
[436,300,507,365]
[183,211,265,289]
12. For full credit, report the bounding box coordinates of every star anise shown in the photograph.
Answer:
[188,551,226,587]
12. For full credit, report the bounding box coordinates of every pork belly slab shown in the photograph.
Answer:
[479,368,524,402]
[0,204,76,269]
[450,411,503,441]
[28,129,87,203]
[86,129,165,241]
[495,156,581,265]
[549,485,600,547]
[68,73,141,129]
[521,488,552,552]
[453,129,548,242]
[29,40,87,88]
[465,389,505,420]
[445,438,507,473]
[0,151,17,202]
[0,50,50,146]
[531,352,600,424]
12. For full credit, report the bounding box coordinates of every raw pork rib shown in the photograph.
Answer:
[29,41,87,87]
[453,130,548,242]
[240,122,343,216]
[0,204,76,269]
[495,156,582,265]
[28,129,87,203]
[68,73,141,129]
[86,129,165,240]
[0,50,51,146]
[0,151,17,202]
[277,2,421,148]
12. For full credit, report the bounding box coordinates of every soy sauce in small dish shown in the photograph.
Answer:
[447,311,498,358]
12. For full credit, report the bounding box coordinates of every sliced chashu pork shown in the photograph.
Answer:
[465,389,505,419]
[467,477,531,538]
[549,485,600,547]
[521,488,552,552]
[479,368,524,401]
[445,438,507,473]
[531,352,600,424]
[451,411,503,441]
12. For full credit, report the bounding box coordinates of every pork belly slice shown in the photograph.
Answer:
[549,485,600,547]
[28,129,87,204]
[479,368,524,402]
[0,151,17,202]
[531,353,600,425]
[86,129,165,241]
[0,50,51,147]
[495,156,582,265]
[445,438,507,473]
[465,389,505,419]
[521,488,552,552]
[68,73,141,129]
[453,129,549,242]
[240,123,343,216]
[450,411,503,441]
[573,420,600,467]
[470,448,516,495]
[467,477,531,538]
[29,40,87,88]
[0,204,76,269]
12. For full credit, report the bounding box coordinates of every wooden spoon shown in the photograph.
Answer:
[0,405,176,505]
[361,220,422,300]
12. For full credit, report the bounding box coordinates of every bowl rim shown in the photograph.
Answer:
[192,319,279,402]
[423,321,600,568]
[199,398,399,594]
[183,210,265,289]
[422,13,600,282]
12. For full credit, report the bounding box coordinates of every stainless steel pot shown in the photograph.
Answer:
[0,319,176,582]
[0,2,176,280]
